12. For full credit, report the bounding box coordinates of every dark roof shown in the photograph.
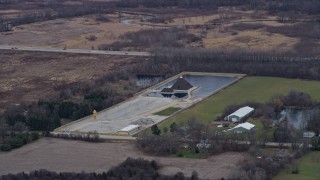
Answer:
[161,88,174,93]
[171,77,193,90]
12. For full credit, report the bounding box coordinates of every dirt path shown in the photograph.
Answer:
[0,138,246,179]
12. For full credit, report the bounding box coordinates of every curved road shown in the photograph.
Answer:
[0,45,151,57]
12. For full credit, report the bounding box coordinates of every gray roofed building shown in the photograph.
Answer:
[225,106,254,122]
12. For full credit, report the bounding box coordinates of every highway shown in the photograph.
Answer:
[0,45,151,57]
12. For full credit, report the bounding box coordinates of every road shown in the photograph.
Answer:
[0,45,151,57]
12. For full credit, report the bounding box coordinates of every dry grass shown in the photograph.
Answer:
[0,50,144,112]
[138,8,304,51]
[1,6,319,52]
[204,30,298,51]
[0,138,247,179]
[0,13,148,49]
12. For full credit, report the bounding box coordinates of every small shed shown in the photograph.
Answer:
[227,122,255,133]
[118,124,140,135]
[225,106,254,122]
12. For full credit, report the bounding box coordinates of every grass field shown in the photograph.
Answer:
[274,151,320,180]
[248,119,276,142]
[158,76,320,130]
[154,107,181,116]
[174,149,206,159]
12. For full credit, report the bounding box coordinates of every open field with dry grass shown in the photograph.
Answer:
[0,50,145,113]
[0,138,247,179]
[146,8,319,52]
[2,6,319,53]
[0,14,148,49]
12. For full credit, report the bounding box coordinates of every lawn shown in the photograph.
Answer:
[274,151,320,180]
[158,76,320,130]
[248,119,276,142]
[174,149,206,158]
[154,107,181,116]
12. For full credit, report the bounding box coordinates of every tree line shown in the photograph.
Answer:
[0,122,39,152]
[117,0,249,9]
[117,0,320,14]
[149,48,320,80]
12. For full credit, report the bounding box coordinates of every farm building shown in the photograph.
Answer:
[227,122,255,133]
[160,76,193,98]
[225,106,254,122]
[117,124,140,135]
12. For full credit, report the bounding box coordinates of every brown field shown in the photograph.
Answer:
[2,6,317,52]
[0,138,247,179]
[0,50,145,113]
[0,13,149,49]
[145,8,307,52]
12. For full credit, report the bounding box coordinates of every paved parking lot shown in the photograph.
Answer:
[55,73,241,135]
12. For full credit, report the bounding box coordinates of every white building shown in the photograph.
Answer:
[227,122,255,133]
[118,124,140,135]
[225,106,254,122]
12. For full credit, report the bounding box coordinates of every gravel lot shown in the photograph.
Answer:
[0,138,246,179]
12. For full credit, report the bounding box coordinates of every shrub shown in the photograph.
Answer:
[0,143,12,151]
[95,14,110,22]
[31,132,40,140]
[86,35,97,41]
[9,137,24,148]
[16,133,29,144]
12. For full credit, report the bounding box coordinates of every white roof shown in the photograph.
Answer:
[231,122,255,130]
[228,106,254,118]
[119,124,140,132]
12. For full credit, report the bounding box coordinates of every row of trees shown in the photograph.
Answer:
[117,0,249,9]
[117,0,320,14]
[49,131,102,143]
[0,123,40,151]
[271,90,317,110]
[148,48,320,80]
[0,158,198,180]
